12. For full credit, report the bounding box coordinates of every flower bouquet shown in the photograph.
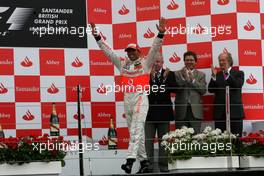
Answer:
[240,130,264,157]
[0,134,67,166]
[161,126,237,163]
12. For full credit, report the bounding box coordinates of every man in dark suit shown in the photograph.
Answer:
[174,51,206,133]
[208,52,245,136]
[145,52,175,173]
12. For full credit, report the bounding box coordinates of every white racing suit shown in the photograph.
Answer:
[96,36,163,161]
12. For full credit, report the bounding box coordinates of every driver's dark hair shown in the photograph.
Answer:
[183,51,197,62]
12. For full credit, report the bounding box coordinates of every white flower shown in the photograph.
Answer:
[203,126,212,134]
[184,135,192,140]
[175,132,182,138]
[187,128,195,134]
[220,133,228,139]
[169,132,176,139]
[229,133,237,139]
[162,133,170,140]
[215,128,222,133]
[192,133,206,141]
[161,140,167,147]
[211,135,222,140]
[181,126,188,130]
[174,129,180,133]
[221,131,237,139]
[178,130,187,138]
[211,128,222,136]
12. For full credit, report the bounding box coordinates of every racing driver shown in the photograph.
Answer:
[91,18,166,174]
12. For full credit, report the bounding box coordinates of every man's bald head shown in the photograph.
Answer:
[218,52,233,71]
[153,52,164,71]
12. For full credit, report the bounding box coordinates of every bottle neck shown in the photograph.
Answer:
[110,124,114,129]
[52,103,57,115]
[110,119,114,129]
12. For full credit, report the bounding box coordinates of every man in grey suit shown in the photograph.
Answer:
[174,51,206,133]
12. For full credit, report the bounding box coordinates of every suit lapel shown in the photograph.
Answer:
[155,69,164,84]
[180,68,185,77]
[161,69,165,78]
[229,68,235,77]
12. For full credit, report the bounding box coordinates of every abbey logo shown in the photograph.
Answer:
[0,7,33,36]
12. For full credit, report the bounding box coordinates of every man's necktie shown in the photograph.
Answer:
[224,72,228,79]
[156,72,161,83]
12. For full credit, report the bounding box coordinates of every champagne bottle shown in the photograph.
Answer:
[108,118,117,150]
[50,103,60,136]
[0,124,4,138]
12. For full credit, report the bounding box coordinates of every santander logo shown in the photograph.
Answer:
[97,83,107,94]
[167,0,179,10]
[71,57,83,68]
[22,110,35,121]
[73,113,85,120]
[246,74,257,85]
[193,24,206,34]
[244,20,255,31]
[0,83,8,94]
[223,48,230,54]
[118,4,129,15]
[217,0,229,6]
[20,56,33,67]
[98,135,108,146]
[169,52,181,63]
[144,28,155,39]
[47,83,59,94]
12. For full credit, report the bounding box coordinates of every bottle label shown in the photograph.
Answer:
[50,123,59,132]
[108,137,117,146]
